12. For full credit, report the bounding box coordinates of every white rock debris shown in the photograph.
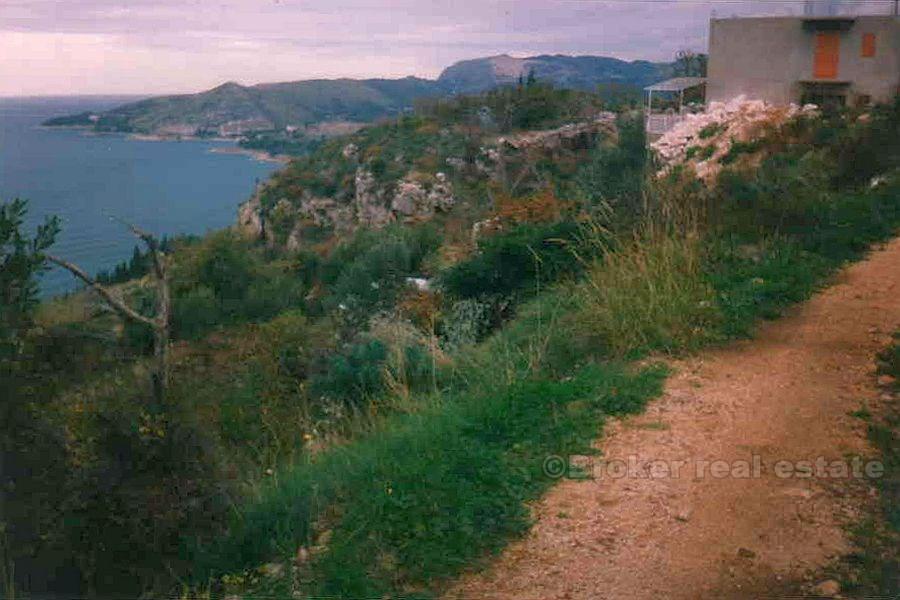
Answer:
[651,96,818,181]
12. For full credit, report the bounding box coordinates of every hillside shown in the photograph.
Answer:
[436,53,673,94]
[42,77,440,137]
[43,53,672,138]
[10,78,900,599]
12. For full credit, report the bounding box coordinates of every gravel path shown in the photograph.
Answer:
[447,238,900,599]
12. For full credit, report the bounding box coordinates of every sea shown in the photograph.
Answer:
[0,96,279,297]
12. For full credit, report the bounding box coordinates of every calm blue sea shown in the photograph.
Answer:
[0,96,279,296]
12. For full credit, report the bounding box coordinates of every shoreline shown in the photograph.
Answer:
[42,125,289,164]
[208,145,292,164]
[127,133,234,143]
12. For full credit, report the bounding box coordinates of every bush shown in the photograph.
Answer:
[240,275,306,322]
[167,231,307,339]
[829,97,900,188]
[172,285,222,340]
[440,221,583,301]
[574,114,646,214]
[194,232,256,304]
[321,225,441,320]
[40,372,229,597]
[311,339,388,405]
[715,150,833,238]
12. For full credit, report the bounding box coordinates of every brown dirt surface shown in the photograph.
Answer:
[446,237,900,600]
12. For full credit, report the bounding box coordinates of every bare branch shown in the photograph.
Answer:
[106,214,165,280]
[46,254,157,328]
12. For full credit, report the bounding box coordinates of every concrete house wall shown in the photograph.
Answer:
[707,16,900,105]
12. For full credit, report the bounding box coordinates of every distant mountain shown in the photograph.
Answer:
[437,54,674,94]
[43,77,441,137]
[44,54,674,137]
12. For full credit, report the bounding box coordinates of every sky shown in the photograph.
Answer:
[1,0,894,96]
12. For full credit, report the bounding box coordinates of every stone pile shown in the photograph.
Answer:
[652,96,818,181]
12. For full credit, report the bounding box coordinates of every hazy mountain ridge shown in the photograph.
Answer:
[43,77,441,136]
[436,54,674,94]
[44,54,673,137]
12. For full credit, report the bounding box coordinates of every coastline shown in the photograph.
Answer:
[42,125,290,163]
[208,145,292,164]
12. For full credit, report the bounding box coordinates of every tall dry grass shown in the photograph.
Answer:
[573,176,719,357]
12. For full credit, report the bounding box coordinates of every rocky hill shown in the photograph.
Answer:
[436,54,673,94]
[43,77,440,137]
[44,53,673,138]
[236,83,620,251]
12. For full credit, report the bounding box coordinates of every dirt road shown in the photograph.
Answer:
[447,238,900,599]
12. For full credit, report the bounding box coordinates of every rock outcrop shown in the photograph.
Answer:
[238,193,265,239]
[238,114,617,248]
[496,113,618,152]
[390,173,455,222]
[239,169,456,246]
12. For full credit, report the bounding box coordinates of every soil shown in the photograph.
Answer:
[446,237,900,599]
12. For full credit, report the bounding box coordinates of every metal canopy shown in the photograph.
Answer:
[644,77,707,93]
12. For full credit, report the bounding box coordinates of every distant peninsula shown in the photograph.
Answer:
[43,54,674,145]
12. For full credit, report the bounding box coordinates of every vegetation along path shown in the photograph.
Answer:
[448,236,900,599]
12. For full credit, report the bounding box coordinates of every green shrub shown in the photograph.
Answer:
[240,275,306,322]
[719,138,763,165]
[42,372,230,597]
[574,114,646,213]
[440,221,583,301]
[715,151,833,238]
[194,231,256,302]
[829,97,900,188]
[166,232,308,339]
[698,122,724,139]
[321,225,440,319]
[310,339,388,405]
[171,285,222,340]
[122,285,160,350]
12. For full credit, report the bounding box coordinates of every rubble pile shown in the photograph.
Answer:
[652,96,818,181]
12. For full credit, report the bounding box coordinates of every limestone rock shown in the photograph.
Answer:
[354,168,393,227]
[237,193,264,239]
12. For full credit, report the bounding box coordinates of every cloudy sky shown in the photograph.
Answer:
[1,0,893,96]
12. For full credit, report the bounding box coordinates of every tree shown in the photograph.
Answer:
[0,199,59,359]
[675,50,708,78]
[1,198,60,598]
[48,221,171,405]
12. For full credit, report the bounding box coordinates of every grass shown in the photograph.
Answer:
[574,226,720,357]
[201,168,900,598]
[117,104,900,600]
[707,174,900,338]
[195,362,667,598]
[834,332,900,596]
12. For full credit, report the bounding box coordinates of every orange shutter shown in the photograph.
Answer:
[862,33,876,58]
[814,32,840,79]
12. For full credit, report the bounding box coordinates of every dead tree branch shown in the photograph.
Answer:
[48,221,171,405]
